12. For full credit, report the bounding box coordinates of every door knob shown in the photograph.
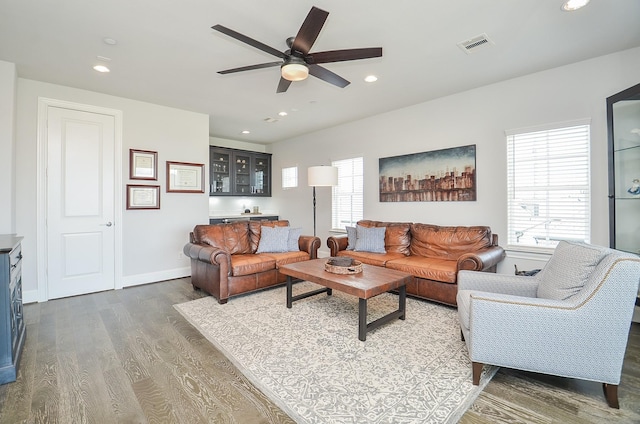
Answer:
[101,222,113,227]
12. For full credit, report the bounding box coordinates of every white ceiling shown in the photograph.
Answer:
[1,1,639,144]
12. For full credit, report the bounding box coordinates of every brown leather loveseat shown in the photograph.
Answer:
[327,220,505,306]
[184,220,320,304]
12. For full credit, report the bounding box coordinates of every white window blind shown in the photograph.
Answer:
[331,157,363,230]
[281,166,298,189]
[507,123,590,249]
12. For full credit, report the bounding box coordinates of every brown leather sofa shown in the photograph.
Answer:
[327,220,505,306]
[184,220,320,304]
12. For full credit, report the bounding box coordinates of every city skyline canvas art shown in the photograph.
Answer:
[379,144,476,202]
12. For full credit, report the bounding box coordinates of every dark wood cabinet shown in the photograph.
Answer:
[209,215,279,224]
[209,147,272,197]
[607,83,640,255]
[0,235,25,385]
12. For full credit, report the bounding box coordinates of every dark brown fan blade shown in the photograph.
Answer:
[308,47,382,64]
[291,7,329,55]
[308,64,350,88]
[212,24,286,59]
[218,61,282,74]
[276,77,292,93]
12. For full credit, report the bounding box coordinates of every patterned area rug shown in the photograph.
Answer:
[175,281,497,423]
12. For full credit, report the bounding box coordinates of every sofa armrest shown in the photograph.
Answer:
[327,235,348,256]
[299,236,321,259]
[183,242,231,269]
[457,245,505,272]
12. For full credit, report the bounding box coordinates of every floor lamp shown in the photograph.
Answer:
[308,165,338,237]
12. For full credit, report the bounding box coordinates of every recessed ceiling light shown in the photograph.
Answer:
[93,65,110,73]
[561,0,590,11]
[364,75,378,83]
[241,130,250,134]
[103,37,118,45]
[278,111,288,117]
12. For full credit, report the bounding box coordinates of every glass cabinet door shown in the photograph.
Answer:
[607,83,640,255]
[252,154,270,195]
[210,148,231,194]
[233,152,252,195]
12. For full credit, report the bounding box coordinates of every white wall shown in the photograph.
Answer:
[0,60,16,233]
[16,79,210,302]
[270,47,640,266]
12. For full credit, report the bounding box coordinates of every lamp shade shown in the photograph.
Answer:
[308,166,338,187]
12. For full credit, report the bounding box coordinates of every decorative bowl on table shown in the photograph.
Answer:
[324,257,363,274]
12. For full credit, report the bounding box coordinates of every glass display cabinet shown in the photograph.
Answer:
[607,82,640,255]
[209,146,272,197]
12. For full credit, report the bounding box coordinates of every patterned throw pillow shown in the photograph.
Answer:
[354,225,386,253]
[256,225,290,253]
[287,227,302,251]
[345,226,357,250]
[536,240,607,301]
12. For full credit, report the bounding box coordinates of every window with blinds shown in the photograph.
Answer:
[506,122,591,250]
[331,157,363,231]
[281,166,298,189]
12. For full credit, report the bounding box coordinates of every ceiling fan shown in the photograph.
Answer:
[212,6,383,93]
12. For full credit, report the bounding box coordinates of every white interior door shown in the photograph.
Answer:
[46,106,115,299]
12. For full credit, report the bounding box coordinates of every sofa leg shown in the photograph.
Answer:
[192,284,200,291]
[217,298,228,305]
[460,329,465,342]
[603,383,619,408]
[472,362,483,385]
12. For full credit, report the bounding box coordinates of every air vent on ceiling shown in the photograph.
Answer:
[457,33,494,54]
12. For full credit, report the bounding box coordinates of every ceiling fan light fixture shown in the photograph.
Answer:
[281,58,309,82]
[562,0,590,11]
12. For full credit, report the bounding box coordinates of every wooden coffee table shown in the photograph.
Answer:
[280,258,414,341]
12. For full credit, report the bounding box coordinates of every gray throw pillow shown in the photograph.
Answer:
[256,225,290,253]
[287,227,302,252]
[345,226,357,250]
[536,240,607,301]
[354,225,386,253]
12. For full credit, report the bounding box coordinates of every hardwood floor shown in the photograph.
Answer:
[0,278,638,423]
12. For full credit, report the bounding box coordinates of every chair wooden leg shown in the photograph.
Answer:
[472,362,483,385]
[460,329,465,341]
[603,383,619,408]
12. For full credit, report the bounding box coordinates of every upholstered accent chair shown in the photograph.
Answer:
[457,241,640,408]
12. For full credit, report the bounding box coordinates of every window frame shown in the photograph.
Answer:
[331,157,364,232]
[506,120,591,252]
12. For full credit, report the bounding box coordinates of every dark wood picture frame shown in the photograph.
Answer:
[129,149,158,180]
[167,161,205,193]
[126,184,160,209]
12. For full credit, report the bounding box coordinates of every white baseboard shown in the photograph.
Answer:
[122,267,191,287]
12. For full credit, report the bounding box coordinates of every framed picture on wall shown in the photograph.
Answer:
[379,144,476,202]
[130,149,158,180]
[126,185,160,209]
[166,161,205,193]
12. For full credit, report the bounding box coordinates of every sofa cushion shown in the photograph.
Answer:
[386,256,458,283]
[337,250,405,267]
[537,240,607,301]
[287,227,302,252]
[230,254,276,277]
[194,221,252,254]
[410,224,492,260]
[354,225,386,253]
[259,250,310,268]
[249,220,290,252]
[256,225,290,253]
[358,220,411,255]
